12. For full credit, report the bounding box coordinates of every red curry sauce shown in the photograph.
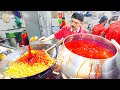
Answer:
[65,40,115,59]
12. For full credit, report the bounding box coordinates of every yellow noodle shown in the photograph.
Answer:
[3,50,55,78]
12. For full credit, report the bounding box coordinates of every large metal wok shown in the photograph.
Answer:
[0,44,57,79]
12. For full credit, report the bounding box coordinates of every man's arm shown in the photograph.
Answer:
[39,34,55,42]
[101,27,109,38]
[30,26,66,43]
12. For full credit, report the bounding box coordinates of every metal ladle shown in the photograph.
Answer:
[28,37,63,62]
[30,36,63,52]
[46,39,63,52]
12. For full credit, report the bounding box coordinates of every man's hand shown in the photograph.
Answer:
[39,34,55,42]
[39,37,46,42]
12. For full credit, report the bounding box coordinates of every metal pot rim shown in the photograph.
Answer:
[62,33,118,60]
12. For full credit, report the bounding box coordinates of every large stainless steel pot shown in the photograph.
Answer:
[0,44,57,79]
[56,33,119,79]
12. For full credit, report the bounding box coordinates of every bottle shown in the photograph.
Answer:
[20,30,29,46]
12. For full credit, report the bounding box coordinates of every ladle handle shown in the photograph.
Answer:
[46,39,63,52]
[111,39,120,49]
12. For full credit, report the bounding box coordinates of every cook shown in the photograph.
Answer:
[101,20,120,45]
[92,15,108,36]
[30,12,88,74]
[30,12,88,43]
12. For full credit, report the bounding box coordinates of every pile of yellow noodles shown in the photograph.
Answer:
[3,50,55,78]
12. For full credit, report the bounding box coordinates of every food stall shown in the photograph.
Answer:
[0,11,120,79]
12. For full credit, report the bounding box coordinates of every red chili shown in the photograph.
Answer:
[15,49,51,66]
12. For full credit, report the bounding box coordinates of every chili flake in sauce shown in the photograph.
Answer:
[65,40,115,59]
